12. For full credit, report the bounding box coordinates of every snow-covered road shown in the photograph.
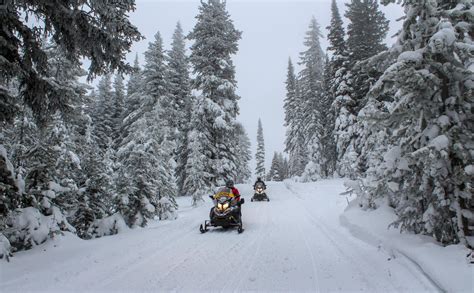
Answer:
[2,179,440,292]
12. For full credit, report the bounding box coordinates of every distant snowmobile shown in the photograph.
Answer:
[200,187,245,234]
[251,182,269,202]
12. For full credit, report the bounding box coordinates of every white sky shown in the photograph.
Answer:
[119,0,404,174]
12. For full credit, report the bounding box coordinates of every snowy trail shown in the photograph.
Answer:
[1,179,440,292]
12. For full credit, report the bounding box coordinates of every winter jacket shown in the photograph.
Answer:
[253,181,266,190]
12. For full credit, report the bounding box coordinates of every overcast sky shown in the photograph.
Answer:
[119,0,404,174]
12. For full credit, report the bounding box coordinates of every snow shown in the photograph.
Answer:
[397,50,423,63]
[429,135,450,151]
[1,180,470,291]
[342,197,472,293]
[465,165,474,176]
[49,181,71,193]
[88,213,128,238]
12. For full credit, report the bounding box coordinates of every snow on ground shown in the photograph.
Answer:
[341,196,473,293]
[1,179,470,292]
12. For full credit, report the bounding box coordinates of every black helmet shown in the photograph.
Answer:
[257,177,262,181]
[225,180,234,188]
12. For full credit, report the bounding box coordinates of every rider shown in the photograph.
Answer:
[226,179,241,201]
[253,177,266,190]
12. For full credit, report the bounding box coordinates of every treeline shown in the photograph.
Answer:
[0,0,251,260]
[284,0,473,246]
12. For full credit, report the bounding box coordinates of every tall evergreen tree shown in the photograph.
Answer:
[185,0,242,204]
[127,54,142,98]
[255,119,266,178]
[117,31,177,224]
[267,152,281,181]
[334,0,389,176]
[168,22,193,196]
[121,55,143,148]
[298,16,326,181]
[93,74,115,150]
[326,0,346,72]
[112,74,125,147]
[345,0,390,64]
[234,123,252,184]
[284,58,306,177]
[326,0,349,178]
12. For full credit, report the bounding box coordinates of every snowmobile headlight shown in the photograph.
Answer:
[217,203,223,210]
[222,202,229,210]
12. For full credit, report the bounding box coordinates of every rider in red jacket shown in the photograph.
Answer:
[226,180,240,201]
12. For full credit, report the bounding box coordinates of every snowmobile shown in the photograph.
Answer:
[251,182,269,202]
[200,187,245,234]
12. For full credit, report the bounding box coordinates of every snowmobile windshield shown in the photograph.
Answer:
[255,182,265,189]
[214,187,235,199]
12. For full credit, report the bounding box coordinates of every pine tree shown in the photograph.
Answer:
[335,0,389,176]
[319,56,337,177]
[112,74,125,147]
[255,119,266,178]
[267,152,281,181]
[298,16,326,181]
[234,123,252,184]
[326,0,346,73]
[168,22,193,196]
[117,31,177,225]
[1,1,142,125]
[127,54,142,98]
[121,55,143,147]
[72,113,115,239]
[284,58,306,177]
[185,0,242,203]
[93,74,115,150]
[326,0,348,178]
[355,0,473,245]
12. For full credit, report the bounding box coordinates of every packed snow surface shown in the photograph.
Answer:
[1,179,470,292]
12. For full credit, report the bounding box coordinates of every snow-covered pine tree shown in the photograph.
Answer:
[185,0,242,203]
[112,74,125,147]
[2,39,94,251]
[334,0,389,176]
[120,55,144,148]
[255,118,266,178]
[234,123,252,184]
[117,31,177,226]
[267,152,282,181]
[93,74,115,150]
[298,16,326,181]
[127,54,142,98]
[71,113,115,239]
[326,0,346,80]
[267,152,289,181]
[1,1,142,253]
[0,1,142,125]
[356,0,473,246]
[280,155,290,180]
[14,115,78,250]
[167,22,193,196]
[0,146,18,260]
[325,0,347,177]
[284,58,305,177]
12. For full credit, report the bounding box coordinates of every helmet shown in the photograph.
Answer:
[257,177,262,181]
[225,180,234,188]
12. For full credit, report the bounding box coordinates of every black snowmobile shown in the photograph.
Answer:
[200,187,245,234]
[251,182,269,202]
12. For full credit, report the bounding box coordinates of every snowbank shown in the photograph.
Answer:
[341,198,473,293]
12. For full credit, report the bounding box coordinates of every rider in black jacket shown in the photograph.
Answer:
[253,177,266,190]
